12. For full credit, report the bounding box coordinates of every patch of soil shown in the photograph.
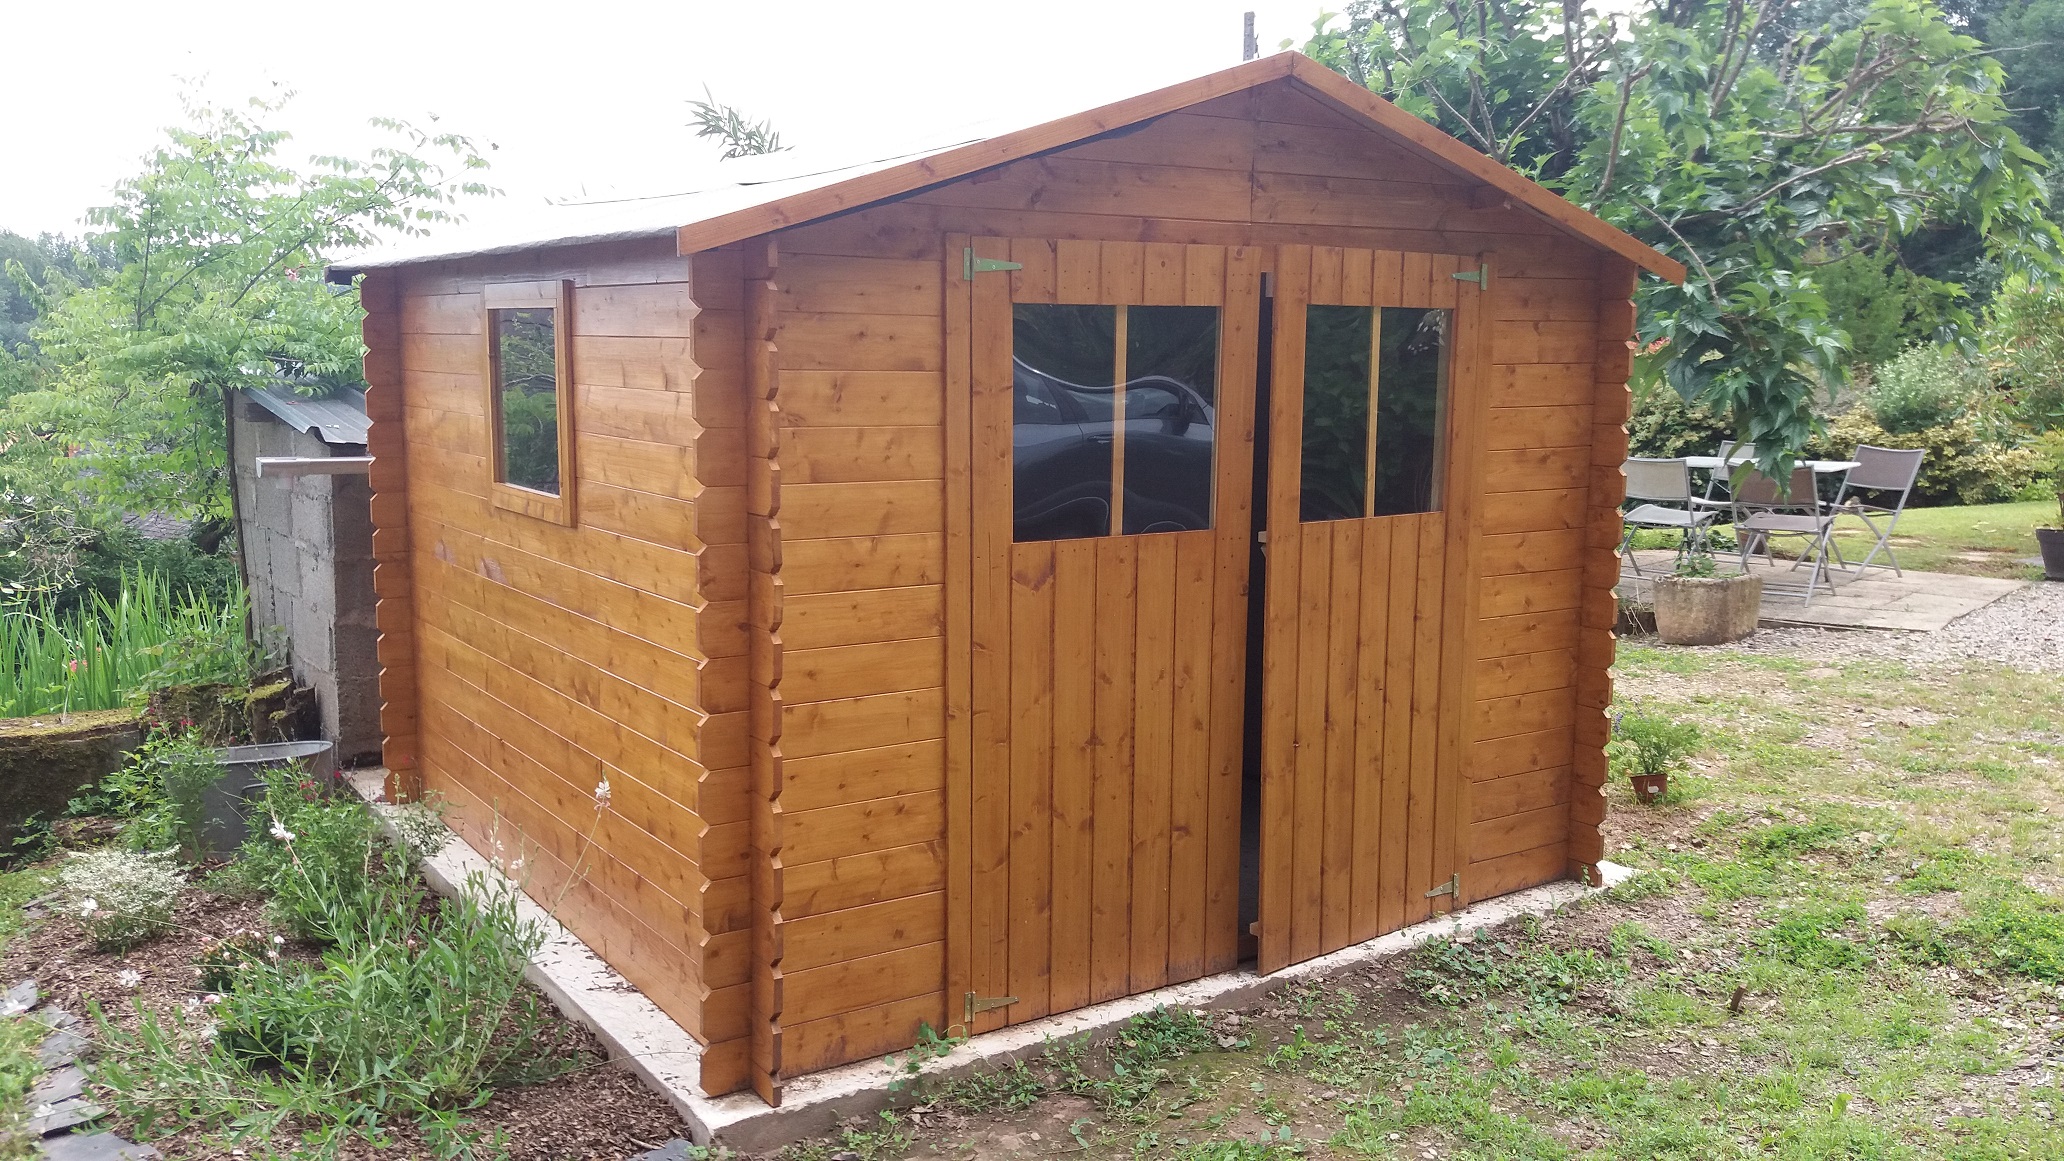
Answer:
[3,857,686,1159]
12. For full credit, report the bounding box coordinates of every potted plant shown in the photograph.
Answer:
[1650,545,1763,646]
[2034,432,2064,582]
[1608,708,1701,805]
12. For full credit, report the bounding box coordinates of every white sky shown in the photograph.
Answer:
[6,0,1337,242]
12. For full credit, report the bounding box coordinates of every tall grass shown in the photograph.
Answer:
[0,572,252,718]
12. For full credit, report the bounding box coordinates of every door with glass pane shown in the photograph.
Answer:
[962,238,1261,1030]
[1255,246,1488,974]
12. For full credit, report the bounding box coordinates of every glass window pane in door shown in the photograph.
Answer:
[1013,304,1116,542]
[1120,305,1218,534]
[1299,305,1373,522]
[490,307,562,495]
[1371,307,1451,515]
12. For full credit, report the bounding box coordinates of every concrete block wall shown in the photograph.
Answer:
[230,395,383,765]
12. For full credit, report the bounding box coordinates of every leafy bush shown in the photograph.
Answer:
[1984,274,2064,431]
[1628,386,1735,460]
[226,762,392,943]
[1860,345,1992,433]
[1607,710,1701,781]
[1809,410,2037,506]
[57,847,183,950]
[86,729,222,860]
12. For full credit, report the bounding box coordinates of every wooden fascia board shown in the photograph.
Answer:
[673,54,1300,256]
[1281,57,1687,285]
[671,52,1687,286]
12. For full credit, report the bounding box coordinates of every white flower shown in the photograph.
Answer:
[271,935,285,945]
[78,897,98,916]
[508,858,524,872]
[200,1024,218,1041]
[116,969,141,988]
[203,993,222,1006]
[594,777,612,807]
[268,821,295,843]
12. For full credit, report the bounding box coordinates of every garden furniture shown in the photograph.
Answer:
[1825,444,1925,577]
[1620,457,1719,578]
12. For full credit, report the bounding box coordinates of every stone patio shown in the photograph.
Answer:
[1619,550,2029,632]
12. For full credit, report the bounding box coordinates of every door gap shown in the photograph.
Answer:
[1236,279,1274,959]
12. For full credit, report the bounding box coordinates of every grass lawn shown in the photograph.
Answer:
[794,645,2064,1161]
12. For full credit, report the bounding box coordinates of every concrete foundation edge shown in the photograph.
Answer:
[349,774,1634,1152]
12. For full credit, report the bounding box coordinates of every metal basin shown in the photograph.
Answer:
[204,740,336,854]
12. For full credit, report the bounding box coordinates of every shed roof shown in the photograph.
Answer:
[328,53,1685,284]
[244,383,372,446]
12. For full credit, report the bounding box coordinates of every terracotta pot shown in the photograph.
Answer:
[1653,572,1763,646]
[1630,772,1669,804]
[2038,525,2064,582]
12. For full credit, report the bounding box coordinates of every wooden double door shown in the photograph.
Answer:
[949,237,1486,1033]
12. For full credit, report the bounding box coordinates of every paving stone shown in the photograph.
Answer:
[33,1009,81,1032]
[39,1132,159,1159]
[631,1142,699,1161]
[3,980,38,1017]
[25,1099,103,1136]
[29,1065,87,1106]
[37,1028,88,1069]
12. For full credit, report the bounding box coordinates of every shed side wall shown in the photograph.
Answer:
[736,84,1614,1082]
[379,240,727,1074]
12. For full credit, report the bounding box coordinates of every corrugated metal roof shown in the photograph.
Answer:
[245,383,371,446]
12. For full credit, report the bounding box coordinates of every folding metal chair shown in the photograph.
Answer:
[1734,466,1839,603]
[1691,439,1758,513]
[1619,458,1718,579]
[1828,445,1925,576]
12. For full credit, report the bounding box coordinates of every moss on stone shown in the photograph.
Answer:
[0,708,144,847]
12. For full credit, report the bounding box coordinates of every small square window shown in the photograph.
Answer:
[483,281,576,524]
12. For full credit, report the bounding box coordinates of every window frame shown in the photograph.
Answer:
[481,280,577,525]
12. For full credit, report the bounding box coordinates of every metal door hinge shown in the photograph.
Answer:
[1424,872,1461,899]
[963,248,1024,281]
[964,991,1018,1023]
[1451,264,1489,290]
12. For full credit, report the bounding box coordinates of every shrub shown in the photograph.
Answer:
[226,762,393,943]
[57,847,183,950]
[1860,345,1991,433]
[89,729,223,860]
[1983,273,2064,431]
[1628,386,1735,459]
[1607,709,1701,781]
[1809,410,2037,506]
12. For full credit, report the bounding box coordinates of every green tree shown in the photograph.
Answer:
[687,88,789,159]
[1303,0,2060,474]
[0,92,490,521]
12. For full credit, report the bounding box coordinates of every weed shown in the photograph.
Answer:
[1891,881,2064,981]
[1406,930,1617,1008]
[1754,901,1874,970]
[883,1021,963,1091]
[1173,1126,1303,1158]
[781,1111,910,1161]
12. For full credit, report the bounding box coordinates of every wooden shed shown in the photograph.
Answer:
[332,52,1684,1108]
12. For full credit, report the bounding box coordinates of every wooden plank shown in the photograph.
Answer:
[1089,537,1137,1003]
[1008,542,1056,1020]
[1165,530,1215,981]
[1377,513,1419,935]
[782,638,946,704]
[1320,520,1361,951]
[1291,521,1330,964]
[1129,532,1178,992]
[1406,514,1446,924]
[1048,540,1097,1014]
[1350,517,1391,943]
[781,533,944,594]
[966,236,1014,1034]
[1256,244,1308,974]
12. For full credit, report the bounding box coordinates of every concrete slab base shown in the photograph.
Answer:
[348,772,1632,1152]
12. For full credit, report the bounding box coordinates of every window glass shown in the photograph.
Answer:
[1120,305,1218,534]
[1299,305,1374,522]
[1013,304,1115,541]
[1371,307,1450,515]
[490,308,562,495]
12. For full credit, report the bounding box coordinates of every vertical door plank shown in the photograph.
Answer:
[1142,242,1186,305]
[1310,245,1346,304]
[1350,517,1393,943]
[1101,241,1146,306]
[1372,251,1404,306]
[1008,542,1056,1018]
[1342,248,1374,304]
[1056,240,1100,304]
[1291,521,1331,965]
[1204,247,1262,972]
[1400,252,1433,309]
[1130,533,1179,991]
[1012,239,1058,305]
[1089,538,1137,1003]
[943,233,975,1037]
[1166,531,1216,980]
[1257,246,1310,974]
[1436,256,1491,905]
[1406,513,1447,924]
[1320,520,1362,951]
[1184,246,1228,307]
[1378,512,1420,936]
[969,238,1018,1032]
[1049,541,1098,1013]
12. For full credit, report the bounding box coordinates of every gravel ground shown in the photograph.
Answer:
[1708,579,2064,672]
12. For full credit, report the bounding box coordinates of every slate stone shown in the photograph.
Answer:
[39,1132,160,1159]
[25,1099,103,1136]
[34,1009,81,1031]
[2,980,37,1017]
[631,1141,699,1160]
[29,1065,86,1106]
[36,1028,88,1068]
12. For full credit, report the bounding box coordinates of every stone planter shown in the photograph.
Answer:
[2038,525,2064,582]
[0,709,144,847]
[1652,572,1763,646]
